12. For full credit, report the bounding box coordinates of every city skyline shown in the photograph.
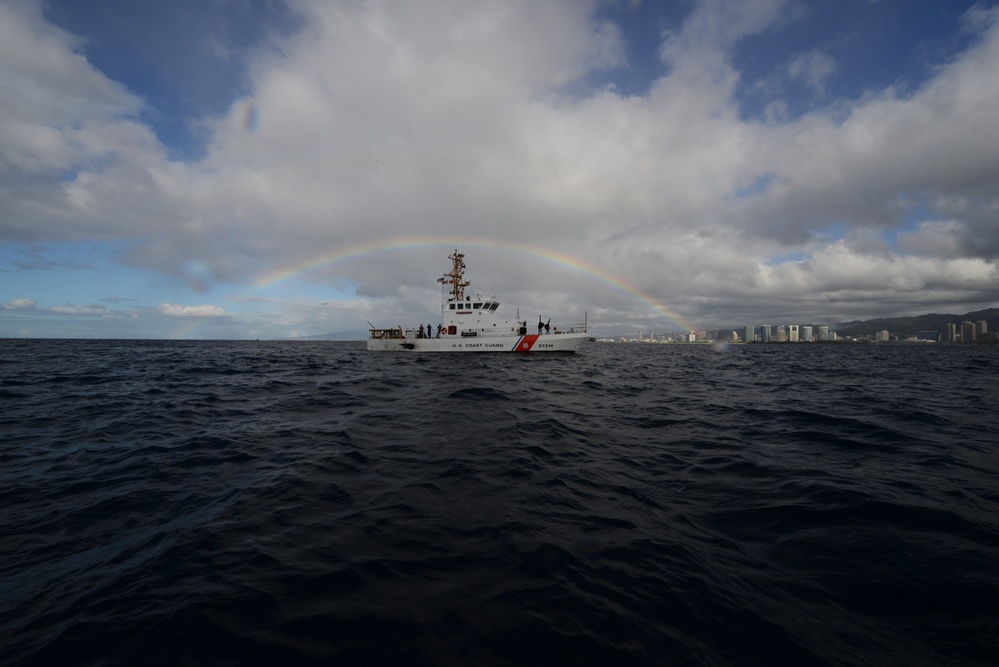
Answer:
[618,320,993,344]
[619,311,996,343]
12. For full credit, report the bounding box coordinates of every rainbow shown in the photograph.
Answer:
[253,237,695,332]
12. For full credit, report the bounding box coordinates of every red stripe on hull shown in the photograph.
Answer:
[514,334,540,352]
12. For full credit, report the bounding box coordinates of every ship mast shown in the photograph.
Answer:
[444,249,470,302]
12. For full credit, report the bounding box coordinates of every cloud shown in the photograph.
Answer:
[50,303,110,315]
[158,303,226,317]
[3,297,37,311]
[0,0,168,243]
[738,6,999,256]
[896,220,967,259]
[786,49,837,93]
[658,0,792,81]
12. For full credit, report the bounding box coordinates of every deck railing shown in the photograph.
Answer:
[369,328,405,339]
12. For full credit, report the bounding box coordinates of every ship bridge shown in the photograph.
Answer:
[446,298,500,313]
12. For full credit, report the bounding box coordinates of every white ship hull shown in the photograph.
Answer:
[367,332,587,353]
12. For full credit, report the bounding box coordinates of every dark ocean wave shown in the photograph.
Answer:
[1,339,998,665]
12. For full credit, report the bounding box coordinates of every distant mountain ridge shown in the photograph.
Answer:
[832,308,999,337]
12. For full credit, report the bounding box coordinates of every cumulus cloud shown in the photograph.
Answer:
[738,8,999,254]
[3,297,37,310]
[896,220,968,259]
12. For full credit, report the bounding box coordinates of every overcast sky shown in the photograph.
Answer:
[3,0,998,339]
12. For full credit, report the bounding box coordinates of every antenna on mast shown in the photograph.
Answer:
[445,248,470,302]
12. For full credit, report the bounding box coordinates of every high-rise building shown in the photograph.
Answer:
[817,325,829,341]
[962,321,976,343]
[802,326,813,342]
[789,325,799,342]
[744,325,755,343]
[761,325,771,342]
[977,320,988,337]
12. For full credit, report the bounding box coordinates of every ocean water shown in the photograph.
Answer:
[1,339,997,666]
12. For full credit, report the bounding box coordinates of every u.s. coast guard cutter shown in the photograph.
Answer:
[367,249,589,352]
